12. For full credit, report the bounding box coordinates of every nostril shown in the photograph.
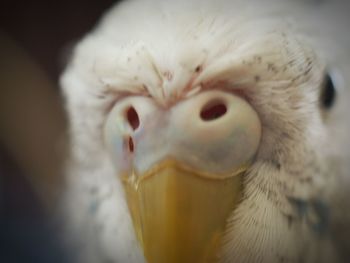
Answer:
[128,136,134,153]
[126,106,140,130]
[200,100,227,121]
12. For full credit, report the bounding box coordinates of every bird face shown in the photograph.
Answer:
[61,0,349,262]
[103,90,261,262]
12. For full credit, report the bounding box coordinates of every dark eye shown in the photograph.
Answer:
[320,73,337,109]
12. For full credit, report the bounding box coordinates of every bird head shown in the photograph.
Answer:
[61,0,348,262]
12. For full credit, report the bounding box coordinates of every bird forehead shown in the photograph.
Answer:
[72,0,322,106]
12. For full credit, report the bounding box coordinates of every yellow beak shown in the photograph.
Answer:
[122,159,245,263]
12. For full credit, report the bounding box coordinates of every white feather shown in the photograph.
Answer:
[60,0,350,262]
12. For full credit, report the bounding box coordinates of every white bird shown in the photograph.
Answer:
[60,0,350,262]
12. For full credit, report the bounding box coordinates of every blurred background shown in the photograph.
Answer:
[0,1,115,262]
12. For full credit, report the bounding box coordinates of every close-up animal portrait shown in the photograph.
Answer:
[1,0,349,262]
